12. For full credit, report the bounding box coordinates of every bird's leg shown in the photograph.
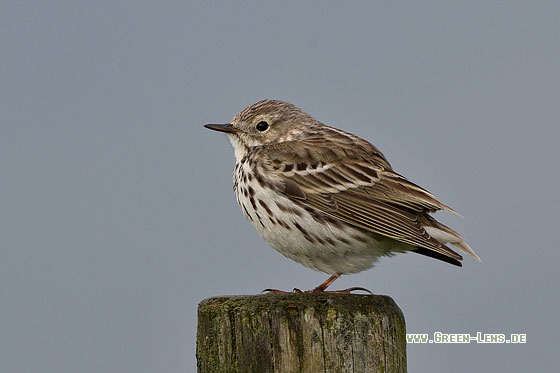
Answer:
[262,275,340,294]
[262,274,373,294]
[312,274,373,294]
[311,274,340,292]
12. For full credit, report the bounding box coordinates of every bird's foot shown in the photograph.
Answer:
[317,286,373,294]
[262,274,372,294]
[262,286,373,295]
[261,288,300,294]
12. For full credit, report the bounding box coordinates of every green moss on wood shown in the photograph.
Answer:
[197,294,406,373]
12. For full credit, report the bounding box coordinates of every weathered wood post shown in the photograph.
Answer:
[197,293,406,372]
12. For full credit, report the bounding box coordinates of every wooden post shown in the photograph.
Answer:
[197,294,406,372]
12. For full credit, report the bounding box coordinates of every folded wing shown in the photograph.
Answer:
[259,136,480,265]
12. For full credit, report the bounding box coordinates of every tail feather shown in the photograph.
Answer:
[414,245,463,267]
[423,225,481,262]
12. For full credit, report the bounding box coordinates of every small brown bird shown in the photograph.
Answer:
[205,100,480,292]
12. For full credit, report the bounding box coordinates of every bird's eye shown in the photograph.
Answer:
[255,121,269,132]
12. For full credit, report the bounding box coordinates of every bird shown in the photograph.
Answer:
[204,99,480,292]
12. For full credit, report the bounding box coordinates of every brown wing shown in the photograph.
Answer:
[258,136,464,264]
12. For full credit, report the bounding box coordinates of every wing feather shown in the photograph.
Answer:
[257,137,473,264]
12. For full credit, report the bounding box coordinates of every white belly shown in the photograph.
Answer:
[234,170,409,275]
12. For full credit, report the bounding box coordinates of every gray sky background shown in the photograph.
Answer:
[2,1,558,372]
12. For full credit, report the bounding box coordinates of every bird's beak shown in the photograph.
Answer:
[204,123,238,134]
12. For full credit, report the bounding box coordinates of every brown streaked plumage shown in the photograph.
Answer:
[205,99,480,292]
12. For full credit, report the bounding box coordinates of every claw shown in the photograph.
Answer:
[321,287,373,295]
[262,286,373,295]
[261,288,288,294]
[262,274,373,295]
[261,288,304,294]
